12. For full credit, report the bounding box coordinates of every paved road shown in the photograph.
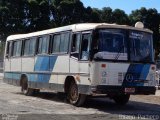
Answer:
[0,79,160,120]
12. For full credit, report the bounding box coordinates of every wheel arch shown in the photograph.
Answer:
[64,76,77,93]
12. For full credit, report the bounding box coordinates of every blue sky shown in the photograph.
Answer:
[80,0,160,14]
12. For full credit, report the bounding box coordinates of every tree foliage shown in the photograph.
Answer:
[0,0,160,58]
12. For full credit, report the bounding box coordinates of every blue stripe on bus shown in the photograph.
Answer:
[34,56,57,71]
[140,65,150,81]
[28,74,51,83]
[4,72,52,83]
[4,72,21,80]
[28,74,37,82]
[4,72,13,79]
[5,56,58,83]
[12,73,21,80]
[33,55,58,83]
[122,64,150,87]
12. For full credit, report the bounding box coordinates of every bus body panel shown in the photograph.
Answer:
[22,57,35,72]
[4,58,11,72]
[90,62,156,95]
[10,58,21,72]
[91,62,155,86]
[3,54,156,95]
[52,55,69,73]
[69,58,79,73]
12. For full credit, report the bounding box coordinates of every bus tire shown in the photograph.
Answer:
[68,81,86,107]
[34,89,40,94]
[113,94,130,105]
[21,76,34,96]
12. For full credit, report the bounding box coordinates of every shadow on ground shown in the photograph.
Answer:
[16,91,160,116]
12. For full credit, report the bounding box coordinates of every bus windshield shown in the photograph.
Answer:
[93,29,154,63]
[94,29,128,61]
[129,31,154,63]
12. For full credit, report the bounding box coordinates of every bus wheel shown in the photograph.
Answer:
[21,77,34,96]
[68,82,86,107]
[113,94,130,105]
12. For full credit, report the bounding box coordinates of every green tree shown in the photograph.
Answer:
[50,0,85,26]
[0,6,10,37]
[0,0,27,36]
[26,0,50,32]
[101,7,113,23]
[89,8,101,22]
[112,9,130,24]
[0,0,160,60]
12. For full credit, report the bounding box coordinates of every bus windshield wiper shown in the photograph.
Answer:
[114,45,124,60]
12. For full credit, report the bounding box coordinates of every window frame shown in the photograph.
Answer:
[70,32,82,60]
[37,35,50,55]
[5,41,11,58]
[11,40,22,57]
[22,37,37,57]
[51,31,71,55]
[59,32,70,53]
[23,39,30,56]
[51,33,61,54]
[7,31,71,58]
[29,37,37,56]
[80,31,92,61]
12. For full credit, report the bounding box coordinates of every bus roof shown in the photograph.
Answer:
[6,23,153,41]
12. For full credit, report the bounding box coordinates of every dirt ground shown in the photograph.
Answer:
[0,79,160,120]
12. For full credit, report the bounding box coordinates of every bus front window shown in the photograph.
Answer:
[129,31,154,63]
[94,29,127,60]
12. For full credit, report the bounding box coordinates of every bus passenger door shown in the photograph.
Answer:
[79,32,91,85]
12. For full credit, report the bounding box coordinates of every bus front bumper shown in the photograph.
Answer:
[92,85,156,95]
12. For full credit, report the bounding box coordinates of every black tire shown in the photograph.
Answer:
[113,94,130,105]
[68,81,86,107]
[21,76,35,96]
[34,89,40,94]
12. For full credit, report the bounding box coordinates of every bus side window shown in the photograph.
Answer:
[29,37,37,55]
[42,35,50,54]
[71,33,81,58]
[52,34,61,53]
[12,41,22,57]
[38,35,50,54]
[80,33,91,60]
[23,38,37,56]
[60,32,70,53]
[23,39,30,56]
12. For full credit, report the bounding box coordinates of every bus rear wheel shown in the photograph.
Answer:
[21,77,34,96]
[68,81,86,107]
[113,94,130,105]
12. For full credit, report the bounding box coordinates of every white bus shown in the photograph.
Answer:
[3,22,156,106]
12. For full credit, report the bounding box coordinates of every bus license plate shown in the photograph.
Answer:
[125,88,135,93]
